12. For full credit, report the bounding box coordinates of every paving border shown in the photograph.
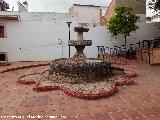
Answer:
[17,72,137,100]
[17,80,134,100]
[0,63,50,73]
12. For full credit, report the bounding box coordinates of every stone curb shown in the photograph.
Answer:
[17,77,135,100]
[0,63,50,73]
[31,79,134,100]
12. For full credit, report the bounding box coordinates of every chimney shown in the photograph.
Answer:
[17,1,28,12]
[23,1,28,11]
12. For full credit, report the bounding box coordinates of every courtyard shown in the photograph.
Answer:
[0,0,160,120]
[0,61,159,120]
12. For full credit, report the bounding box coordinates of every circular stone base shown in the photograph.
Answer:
[49,58,112,83]
[17,70,136,100]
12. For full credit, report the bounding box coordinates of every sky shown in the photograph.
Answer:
[4,0,156,17]
[5,0,111,12]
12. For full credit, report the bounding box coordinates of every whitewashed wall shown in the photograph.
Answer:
[102,14,160,51]
[0,21,107,61]
[0,13,160,62]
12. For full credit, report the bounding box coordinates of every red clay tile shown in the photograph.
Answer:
[88,105,105,114]
[131,116,148,120]
[79,115,94,120]
[0,62,160,119]
[20,97,36,107]
[138,107,159,117]
[147,115,160,120]
[150,106,160,114]
[109,111,129,120]
[17,106,32,114]
[34,95,49,106]
[123,109,143,119]
[118,103,133,111]
[75,106,91,115]
[1,107,18,115]
[61,108,77,116]
[103,104,120,112]
[94,113,112,120]
[62,116,78,120]
[31,106,46,114]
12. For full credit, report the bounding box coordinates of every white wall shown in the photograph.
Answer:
[19,12,78,23]
[0,14,160,62]
[102,14,160,51]
[0,21,107,61]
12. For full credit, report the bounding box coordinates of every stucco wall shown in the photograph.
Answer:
[104,15,160,53]
[0,21,76,61]
[0,20,109,61]
[0,13,159,62]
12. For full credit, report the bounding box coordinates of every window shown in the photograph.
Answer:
[0,26,5,38]
[0,52,7,62]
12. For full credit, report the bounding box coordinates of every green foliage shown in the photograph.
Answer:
[107,5,140,38]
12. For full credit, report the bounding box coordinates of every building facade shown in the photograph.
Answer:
[0,2,108,62]
[103,0,146,24]
[69,4,101,27]
[0,1,160,62]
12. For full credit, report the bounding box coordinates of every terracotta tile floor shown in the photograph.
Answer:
[0,62,160,120]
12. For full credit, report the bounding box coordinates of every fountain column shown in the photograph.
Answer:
[68,27,92,62]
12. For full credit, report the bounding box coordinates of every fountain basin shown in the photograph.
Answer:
[49,58,112,83]
[86,59,103,63]
[74,27,89,32]
[68,40,92,46]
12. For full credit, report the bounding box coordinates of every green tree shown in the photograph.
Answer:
[107,5,140,60]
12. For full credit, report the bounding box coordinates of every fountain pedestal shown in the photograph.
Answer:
[73,45,86,62]
[68,27,92,62]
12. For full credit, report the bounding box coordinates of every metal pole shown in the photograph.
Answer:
[60,40,63,58]
[69,25,71,58]
[66,22,72,58]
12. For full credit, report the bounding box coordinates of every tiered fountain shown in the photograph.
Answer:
[68,27,92,62]
[49,27,113,82]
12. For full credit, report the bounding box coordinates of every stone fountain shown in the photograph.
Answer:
[68,27,92,62]
[49,27,119,83]
[17,27,134,100]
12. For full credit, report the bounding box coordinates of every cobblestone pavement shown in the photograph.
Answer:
[0,62,159,120]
